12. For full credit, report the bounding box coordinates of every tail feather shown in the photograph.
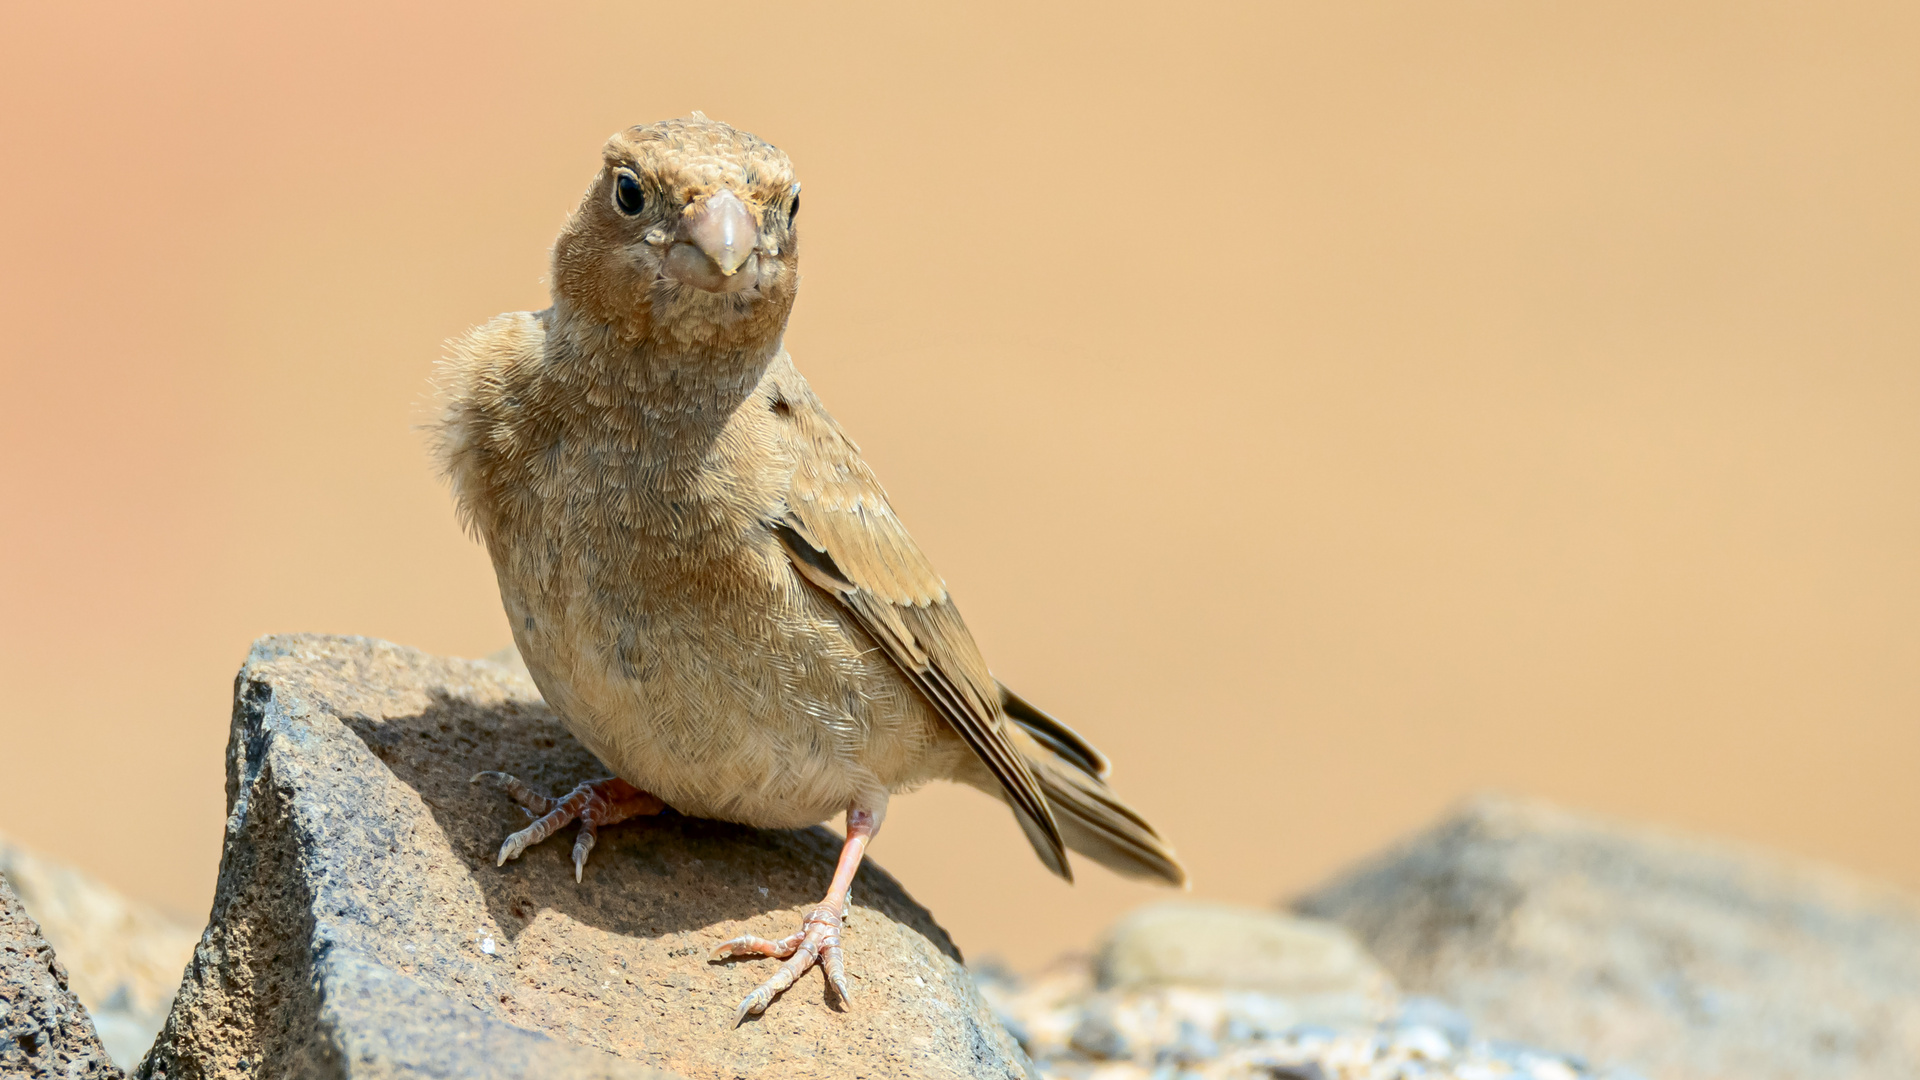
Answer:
[999,681,1111,779]
[1031,754,1187,887]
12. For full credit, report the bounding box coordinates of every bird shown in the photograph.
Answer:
[431,114,1185,1023]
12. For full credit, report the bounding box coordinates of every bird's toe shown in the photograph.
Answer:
[719,905,849,1022]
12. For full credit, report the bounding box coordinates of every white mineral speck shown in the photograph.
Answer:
[481,936,496,955]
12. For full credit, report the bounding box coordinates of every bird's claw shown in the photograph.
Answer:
[712,905,850,1022]
[471,773,663,881]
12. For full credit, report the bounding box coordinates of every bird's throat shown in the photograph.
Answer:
[548,304,782,444]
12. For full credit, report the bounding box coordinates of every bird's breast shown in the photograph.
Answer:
[484,422,942,826]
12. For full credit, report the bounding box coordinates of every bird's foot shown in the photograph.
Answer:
[470,772,663,881]
[711,903,850,1022]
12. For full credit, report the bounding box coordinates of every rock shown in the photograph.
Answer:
[0,832,200,1069]
[1161,1018,1219,1065]
[1066,1008,1130,1060]
[138,634,1027,1080]
[1,869,123,1078]
[980,948,1593,1080]
[1295,794,1920,1080]
[1096,901,1395,1027]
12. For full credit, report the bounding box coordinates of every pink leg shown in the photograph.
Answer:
[472,772,665,882]
[710,800,883,1022]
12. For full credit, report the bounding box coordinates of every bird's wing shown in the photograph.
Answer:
[763,356,1070,880]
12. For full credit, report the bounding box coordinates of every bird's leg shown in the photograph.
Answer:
[471,772,664,882]
[710,798,886,1022]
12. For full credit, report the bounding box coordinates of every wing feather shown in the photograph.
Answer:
[765,356,1069,878]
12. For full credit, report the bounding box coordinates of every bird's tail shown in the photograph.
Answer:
[1029,752,1187,887]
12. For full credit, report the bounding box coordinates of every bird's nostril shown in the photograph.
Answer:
[663,242,758,293]
[684,189,759,276]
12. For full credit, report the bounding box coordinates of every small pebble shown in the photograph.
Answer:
[1069,1010,1132,1061]
[1159,1019,1218,1065]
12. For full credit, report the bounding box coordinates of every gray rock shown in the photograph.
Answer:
[1,869,122,1079]
[139,634,1030,1080]
[1296,794,1920,1080]
[0,831,199,1070]
[1158,1019,1218,1065]
[1067,1008,1130,1060]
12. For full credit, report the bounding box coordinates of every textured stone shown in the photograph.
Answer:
[0,831,199,1069]
[1296,794,1920,1080]
[1,868,122,1079]
[139,634,1028,1080]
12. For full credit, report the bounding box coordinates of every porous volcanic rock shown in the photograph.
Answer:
[1,868,123,1079]
[0,830,199,1069]
[1296,795,1920,1080]
[139,634,1029,1080]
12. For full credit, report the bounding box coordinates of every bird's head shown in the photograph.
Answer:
[552,115,801,353]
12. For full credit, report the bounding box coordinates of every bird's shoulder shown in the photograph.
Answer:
[756,352,947,609]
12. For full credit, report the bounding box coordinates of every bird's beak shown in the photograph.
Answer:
[682,188,758,277]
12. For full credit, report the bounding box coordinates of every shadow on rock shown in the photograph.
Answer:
[341,687,964,966]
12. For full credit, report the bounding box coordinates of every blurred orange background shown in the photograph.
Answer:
[2,2,1915,968]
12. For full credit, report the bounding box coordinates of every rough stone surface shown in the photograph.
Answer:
[1296,794,1920,1080]
[1,869,123,1079]
[0,831,199,1069]
[139,634,1028,1080]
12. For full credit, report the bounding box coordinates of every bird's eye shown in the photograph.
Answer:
[787,185,801,226]
[614,172,644,216]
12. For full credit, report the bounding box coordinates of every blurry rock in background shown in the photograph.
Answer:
[986,796,1920,1080]
[1098,901,1396,1027]
[1297,795,1920,1080]
[0,832,198,1071]
[978,903,1597,1080]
